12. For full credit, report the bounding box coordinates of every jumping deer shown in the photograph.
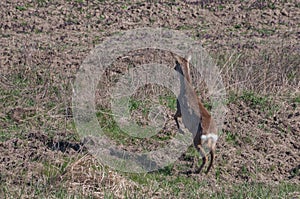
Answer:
[173,55,218,174]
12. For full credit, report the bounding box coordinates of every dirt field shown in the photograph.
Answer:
[0,0,299,198]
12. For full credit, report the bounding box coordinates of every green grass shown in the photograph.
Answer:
[239,91,268,107]
[126,170,208,198]
[96,109,130,145]
[256,28,276,36]
[16,5,27,11]
[1,185,89,199]
[226,90,281,116]
[292,95,300,103]
[1,68,297,198]
[95,106,174,146]
[128,97,157,117]
[234,24,242,29]
[9,178,295,199]
[2,75,296,197]
[34,0,48,6]
[225,130,238,145]
[227,182,299,199]
[158,94,177,110]
[123,170,299,198]
[0,131,14,142]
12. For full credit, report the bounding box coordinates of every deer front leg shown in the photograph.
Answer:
[174,100,181,129]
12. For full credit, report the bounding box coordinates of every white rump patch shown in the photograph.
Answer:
[201,134,218,142]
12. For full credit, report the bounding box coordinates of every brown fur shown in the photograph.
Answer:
[173,56,218,174]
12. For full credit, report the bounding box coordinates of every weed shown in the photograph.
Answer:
[289,166,300,178]
[225,130,238,145]
[226,91,238,104]
[0,131,12,142]
[16,5,27,11]
[129,98,141,111]
[203,101,212,111]
[35,0,48,6]
[218,5,225,11]
[215,167,221,180]
[242,135,253,144]
[159,94,176,110]
[241,165,248,175]
[268,3,276,10]
[99,15,106,20]
[293,95,300,103]
[177,25,193,30]
[234,24,241,29]
[256,28,276,36]
[240,91,268,108]
[96,109,125,144]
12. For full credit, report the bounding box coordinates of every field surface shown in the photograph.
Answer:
[0,0,299,198]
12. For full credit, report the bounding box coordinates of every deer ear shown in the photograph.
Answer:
[187,55,191,62]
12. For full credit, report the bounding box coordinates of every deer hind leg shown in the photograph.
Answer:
[174,100,181,129]
[206,144,216,174]
[194,144,207,174]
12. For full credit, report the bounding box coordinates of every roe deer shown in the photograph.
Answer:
[173,55,218,174]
